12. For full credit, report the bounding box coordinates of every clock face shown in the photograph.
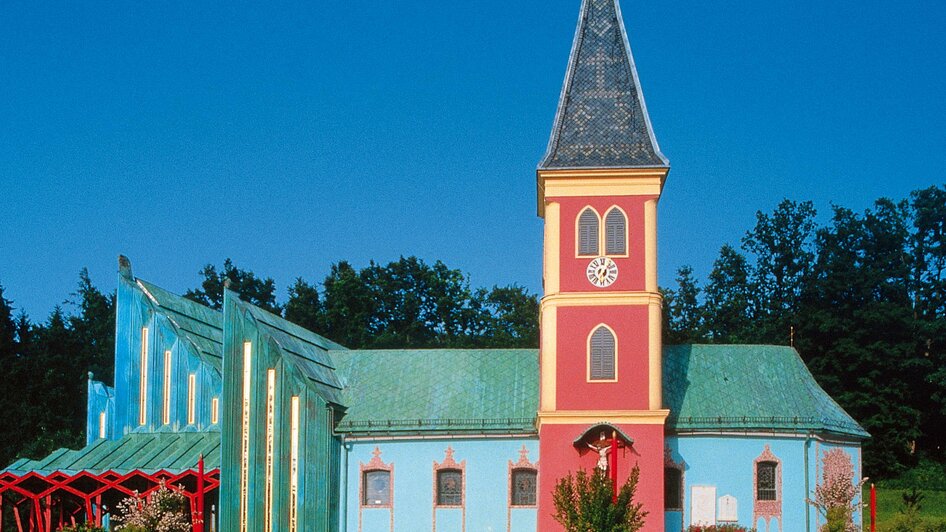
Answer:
[586,257,618,288]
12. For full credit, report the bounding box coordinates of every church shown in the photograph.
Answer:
[1,0,867,531]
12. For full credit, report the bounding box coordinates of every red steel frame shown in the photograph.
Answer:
[0,460,219,532]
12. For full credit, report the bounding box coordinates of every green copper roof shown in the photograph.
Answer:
[226,290,347,405]
[3,432,220,476]
[664,344,869,439]
[136,278,223,369]
[331,349,539,436]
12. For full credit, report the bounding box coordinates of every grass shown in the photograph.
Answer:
[862,487,946,529]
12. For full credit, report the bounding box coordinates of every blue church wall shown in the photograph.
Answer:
[220,291,341,532]
[664,434,862,532]
[110,273,222,438]
[85,378,115,444]
[341,438,538,532]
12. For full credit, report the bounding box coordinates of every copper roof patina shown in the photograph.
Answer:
[539,0,668,169]
[3,432,220,476]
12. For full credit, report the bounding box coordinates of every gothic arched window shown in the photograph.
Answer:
[589,326,616,381]
[577,208,600,256]
[604,207,627,255]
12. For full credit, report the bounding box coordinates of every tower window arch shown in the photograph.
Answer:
[577,208,600,256]
[604,207,627,255]
[588,325,616,381]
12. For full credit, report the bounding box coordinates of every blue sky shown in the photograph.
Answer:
[1,0,945,319]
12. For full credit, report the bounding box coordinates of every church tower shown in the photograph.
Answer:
[536,0,669,529]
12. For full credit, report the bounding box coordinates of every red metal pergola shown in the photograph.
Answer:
[0,458,218,532]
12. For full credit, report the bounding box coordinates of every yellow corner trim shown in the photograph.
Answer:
[537,410,670,429]
[537,168,668,216]
[541,291,663,308]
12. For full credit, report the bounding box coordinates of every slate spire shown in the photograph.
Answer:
[539,0,668,169]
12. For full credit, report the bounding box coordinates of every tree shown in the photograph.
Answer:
[185,259,281,314]
[68,269,115,384]
[703,245,755,343]
[553,467,647,532]
[795,201,920,476]
[741,199,817,344]
[477,285,539,348]
[664,266,706,344]
[284,278,325,334]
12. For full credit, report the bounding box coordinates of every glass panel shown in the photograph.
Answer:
[664,468,682,509]
[511,469,537,506]
[757,462,777,501]
[437,469,463,506]
[363,470,391,506]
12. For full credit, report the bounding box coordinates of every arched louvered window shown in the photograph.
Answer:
[605,208,627,255]
[578,208,600,256]
[589,326,616,381]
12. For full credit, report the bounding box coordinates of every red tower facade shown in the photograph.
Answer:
[535,0,670,529]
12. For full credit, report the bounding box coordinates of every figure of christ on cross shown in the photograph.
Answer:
[586,430,620,502]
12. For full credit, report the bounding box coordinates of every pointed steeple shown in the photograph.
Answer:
[539,0,668,169]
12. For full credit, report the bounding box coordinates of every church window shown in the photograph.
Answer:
[363,470,392,506]
[139,327,149,426]
[665,467,683,510]
[578,208,600,256]
[605,207,627,255]
[187,373,197,425]
[756,461,778,501]
[436,469,463,506]
[510,468,537,506]
[589,325,616,381]
[162,350,172,425]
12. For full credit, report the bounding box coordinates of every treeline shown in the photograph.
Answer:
[662,186,946,477]
[2,186,943,478]
[0,272,114,471]
[0,257,539,468]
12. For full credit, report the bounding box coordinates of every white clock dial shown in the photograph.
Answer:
[586,257,618,288]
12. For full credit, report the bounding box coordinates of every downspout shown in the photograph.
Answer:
[804,434,813,532]
[339,435,349,532]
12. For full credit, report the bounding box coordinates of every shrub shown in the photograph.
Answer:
[553,466,647,532]
[114,481,192,532]
[686,525,756,531]
[59,525,107,532]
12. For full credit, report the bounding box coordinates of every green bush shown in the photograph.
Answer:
[59,525,107,532]
[685,525,756,532]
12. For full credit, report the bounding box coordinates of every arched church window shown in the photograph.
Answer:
[578,208,600,256]
[436,469,463,506]
[604,207,627,255]
[363,470,391,506]
[510,468,537,506]
[589,326,616,381]
[756,461,778,501]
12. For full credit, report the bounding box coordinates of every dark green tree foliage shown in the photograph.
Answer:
[553,467,647,532]
[309,257,538,349]
[795,201,920,476]
[663,266,706,344]
[185,258,281,314]
[741,199,817,344]
[663,188,946,477]
[703,245,754,343]
[284,278,325,334]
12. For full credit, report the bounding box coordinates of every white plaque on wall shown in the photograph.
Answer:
[718,494,738,522]
[690,486,717,526]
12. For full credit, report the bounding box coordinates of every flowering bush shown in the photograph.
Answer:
[114,481,192,532]
[808,448,866,532]
[686,525,756,532]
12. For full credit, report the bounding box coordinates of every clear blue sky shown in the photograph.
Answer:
[2,0,945,320]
